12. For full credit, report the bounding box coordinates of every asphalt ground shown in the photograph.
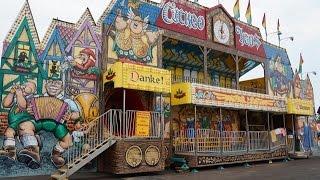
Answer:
[3,157,320,180]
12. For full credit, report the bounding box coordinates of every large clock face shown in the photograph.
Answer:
[214,20,230,44]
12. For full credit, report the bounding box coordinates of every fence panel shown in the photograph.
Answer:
[197,129,220,153]
[249,131,269,151]
[174,129,195,153]
[222,131,247,153]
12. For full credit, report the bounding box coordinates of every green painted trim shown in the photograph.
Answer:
[0,17,45,82]
[0,73,4,107]
[3,78,20,90]
[0,69,38,76]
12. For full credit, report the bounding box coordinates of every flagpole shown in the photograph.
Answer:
[265,29,268,42]
[277,18,281,47]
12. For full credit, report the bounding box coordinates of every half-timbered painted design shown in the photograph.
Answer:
[0,1,45,108]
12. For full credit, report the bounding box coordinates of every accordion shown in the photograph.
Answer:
[30,97,69,123]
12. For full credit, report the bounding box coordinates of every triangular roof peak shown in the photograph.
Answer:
[41,18,75,49]
[75,8,96,29]
[65,18,101,53]
[4,0,40,49]
[207,4,233,21]
[96,0,116,32]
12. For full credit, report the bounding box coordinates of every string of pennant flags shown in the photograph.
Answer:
[232,0,304,75]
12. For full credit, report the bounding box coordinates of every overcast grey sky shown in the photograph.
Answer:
[0,0,319,109]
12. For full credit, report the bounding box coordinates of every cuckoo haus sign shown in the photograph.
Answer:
[157,0,207,40]
[235,22,265,58]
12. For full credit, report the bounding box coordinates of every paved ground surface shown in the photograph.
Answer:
[4,157,320,180]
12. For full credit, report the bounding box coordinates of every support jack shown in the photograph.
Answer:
[191,169,199,173]
[244,162,251,168]
[268,160,273,164]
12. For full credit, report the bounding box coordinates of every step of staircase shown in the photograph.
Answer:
[51,138,116,180]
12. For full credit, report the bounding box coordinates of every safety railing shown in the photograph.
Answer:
[66,109,121,168]
[174,129,287,154]
[222,131,247,153]
[66,109,163,168]
[239,85,266,94]
[249,131,269,151]
[171,74,204,84]
[173,129,196,153]
[197,129,220,153]
[270,134,286,150]
[171,75,265,94]
[287,135,294,153]
[125,110,162,139]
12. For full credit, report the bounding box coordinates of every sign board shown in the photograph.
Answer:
[157,0,207,40]
[103,62,171,93]
[170,83,286,112]
[287,98,314,116]
[135,111,151,137]
[192,84,286,112]
[171,83,192,105]
[235,22,265,58]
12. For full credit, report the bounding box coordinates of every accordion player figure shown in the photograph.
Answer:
[0,77,81,169]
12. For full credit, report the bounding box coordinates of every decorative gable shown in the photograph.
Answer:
[65,16,101,82]
[1,17,41,75]
[4,0,40,50]
[66,19,101,53]
[207,5,234,47]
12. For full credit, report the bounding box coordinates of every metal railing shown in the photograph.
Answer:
[222,131,247,153]
[239,85,266,94]
[173,129,286,154]
[174,129,196,153]
[125,110,162,139]
[171,74,204,84]
[66,109,163,168]
[249,131,269,151]
[197,129,220,153]
[171,75,266,94]
[270,133,286,150]
[66,109,121,168]
[287,135,294,153]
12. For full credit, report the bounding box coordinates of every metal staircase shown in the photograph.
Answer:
[51,109,122,180]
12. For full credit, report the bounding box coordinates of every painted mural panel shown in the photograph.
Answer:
[293,72,314,101]
[171,106,240,133]
[104,0,161,65]
[0,3,100,177]
[156,0,207,40]
[264,43,293,97]
[235,21,265,58]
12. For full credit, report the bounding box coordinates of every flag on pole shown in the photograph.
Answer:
[233,0,240,20]
[298,53,304,74]
[245,0,252,25]
[262,13,267,41]
[262,13,266,29]
[277,18,280,33]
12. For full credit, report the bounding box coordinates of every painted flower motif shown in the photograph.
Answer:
[129,50,134,55]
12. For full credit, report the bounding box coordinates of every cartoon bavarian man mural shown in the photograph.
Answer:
[41,76,81,168]
[0,76,81,169]
[0,81,37,163]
